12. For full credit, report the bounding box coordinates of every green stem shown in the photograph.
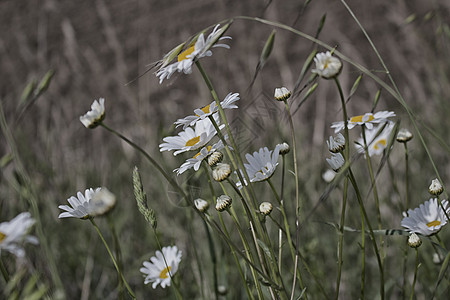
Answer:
[409,249,419,300]
[0,257,9,282]
[348,170,384,300]
[107,216,124,299]
[89,219,136,299]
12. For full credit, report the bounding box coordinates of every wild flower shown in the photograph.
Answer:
[0,212,38,257]
[331,111,396,133]
[396,128,413,143]
[160,114,224,156]
[311,51,342,79]
[327,133,345,153]
[274,87,291,101]
[59,188,115,219]
[401,198,450,236]
[355,122,395,157]
[216,195,232,212]
[242,145,281,183]
[326,152,345,172]
[80,98,105,128]
[194,199,209,212]
[140,246,182,289]
[175,93,239,129]
[156,24,231,83]
[429,178,443,196]
[212,163,232,182]
[259,202,273,215]
[174,141,225,175]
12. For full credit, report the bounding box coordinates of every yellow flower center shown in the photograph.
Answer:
[427,220,441,227]
[374,139,387,150]
[195,104,212,117]
[0,231,6,243]
[159,266,172,279]
[178,46,196,62]
[193,145,212,159]
[185,136,200,147]
[350,114,374,123]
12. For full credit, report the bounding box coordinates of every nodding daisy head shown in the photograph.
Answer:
[312,51,342,79]
[274,87,291,101]
[80,98,105,129]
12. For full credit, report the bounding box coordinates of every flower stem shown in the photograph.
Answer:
[0,257,9,282]
[409,249,419,300]
[89,218,136,299]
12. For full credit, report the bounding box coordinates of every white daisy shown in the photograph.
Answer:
[274,87,291,101]
[401,198,450,236]
[140,246,182,289]
[326,152,345,172]
[0,212,38,257]
[243,145,280,182]
[327,133,345,153]
[58,188,102,219]
[160,114,224,156]
[355,122,395,157]
[311,51,342,79]
[331,111,396,133]
[80,98,105,128]
[175,93,239,129]
[156,24,231,83]
[174,140,225,175]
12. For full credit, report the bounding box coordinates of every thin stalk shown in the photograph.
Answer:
[359,197,366,299]
[202,219,219,300]
[348,169,384,300]
[279,155,287,273]
[0,258,9,282]
[107,216,125,300]
[401,143,410,299]
[281,100,305,300]
[228,208,265,299]
[89,219,136,299]
[333,78,350,299]
[409,249,419,300]
[361,126,384,265]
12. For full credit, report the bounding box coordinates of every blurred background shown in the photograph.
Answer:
[1,0,450,298]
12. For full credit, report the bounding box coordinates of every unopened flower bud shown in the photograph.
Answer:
[327,133,345,153]
[396,128,413,143]
[259,202,273,215]
[207,151,223,167]
[277,142,290,155]
[429,178,443,196]
[216,195,232,212]
[274,87,291,101]
[408,233,422,248]
[194,198,209,212]
[212,163,231,182]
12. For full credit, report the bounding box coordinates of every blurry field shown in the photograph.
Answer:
[1,0,450,299]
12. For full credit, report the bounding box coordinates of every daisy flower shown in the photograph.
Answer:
[175,92,239,129]
[326,152,345,172]
[327,133,345,153]
[331,110,396,133]
[160,114,224,156]
[59,188,102,219]
[274,87,291,101]
[156,24,231,83]
[355,122,395,157]
[401,198,450,236]
[311,51,342,79]
[80,98,105,128]
[174,140,225,175]
[0,212,38,257]
[140,246,182,289]
[243,145,280,182]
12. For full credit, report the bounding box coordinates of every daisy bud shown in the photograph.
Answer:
[326,153,345,172]
[216,195,232,212]
[218,285,228,295]
[433,253,443,265]
[259,202,273,215]
[212,163,231,182]
[277,142,290,155]
[80,98,106,129]
[396,128,413,143]
[327,133,345,153]
[274,87,291,101]
[312,51,342,79]
[322,169,336,183]
[429,178,443,196]
[90,188,117,216]
[194,198,209,212]
[407,233,422,248]
[207,151,223,167]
